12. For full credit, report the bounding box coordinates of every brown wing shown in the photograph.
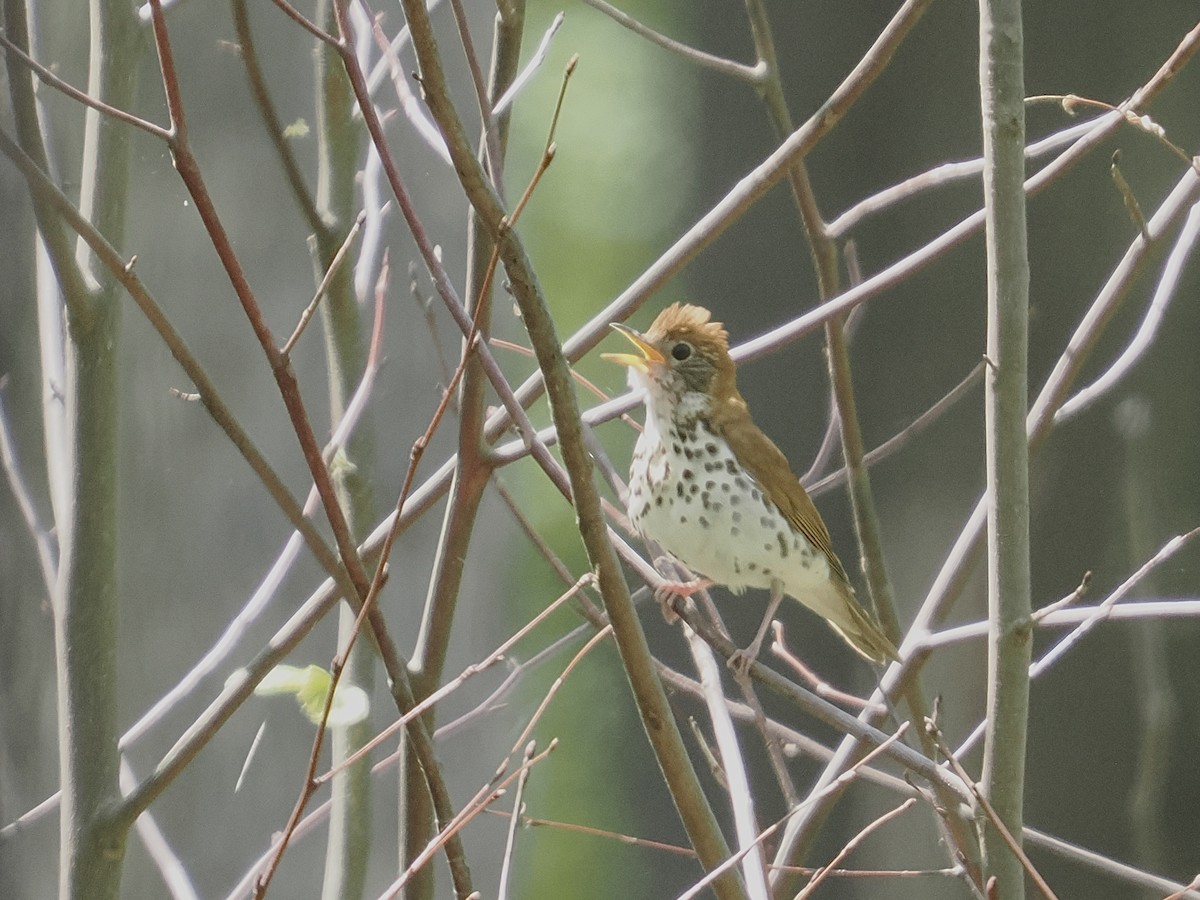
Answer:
[713,394,852,585]
[713,391,899,663]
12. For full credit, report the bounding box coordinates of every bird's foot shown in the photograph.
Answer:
[653,580,704,623]
[724,624,772,681]
[653,583,711,622]
[652,576,712,600]
[650,557,710,622]
[728,591,782,676]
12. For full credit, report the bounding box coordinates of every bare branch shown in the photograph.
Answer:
[580,0,761,83]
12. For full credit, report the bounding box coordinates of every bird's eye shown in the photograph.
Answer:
[671,342,692,361]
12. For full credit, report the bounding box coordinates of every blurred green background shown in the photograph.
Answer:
[2,1,1199,897]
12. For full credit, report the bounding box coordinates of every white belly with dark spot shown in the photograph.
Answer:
[627,419,828,595]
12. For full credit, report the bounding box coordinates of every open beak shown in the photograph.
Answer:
[601,322,665,374]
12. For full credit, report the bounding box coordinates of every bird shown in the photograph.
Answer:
[603,302,898,671]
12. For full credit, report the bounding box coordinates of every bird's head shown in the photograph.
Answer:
[603,303,736,416]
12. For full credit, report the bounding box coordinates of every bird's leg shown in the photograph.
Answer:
[652,556,711,622]
[729,583,786,675]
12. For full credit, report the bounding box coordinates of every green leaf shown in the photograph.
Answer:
[244,664,370,727]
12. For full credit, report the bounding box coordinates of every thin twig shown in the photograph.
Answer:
[265,0,339,46]
[231,0,325,235]
[252,274,397,897]
[0,30,171,140]
[282,211,366,356]
[921,598,1200,652]
[579,0,761,83]
[1057,201,1200,421]
[496,741,537,900]
[118,758,200,900]
[510,626,614,755]
[683,617,771,899]
[379,741,558,899]
[1029,571,1091,623]
[318,574,595,781]
[490,337,642,429]
[491,12,564,117]
[1024,827,1200,900]
[1110,150,1151,240]
[676,724,911,900]
[490,808,697,856]
[799,284,869,486]
[1028,93,1200,173]
[809,361,985,496]
[770,622,883,713]
[507,53,577,224]
[1034,527,1195,668]
[445,0,501,183]
[797,798,919,898]
[926,720,1058,900]
[0,384,57,591]
[826,117,1101,237]
[941,527,1200,768]
[366,9,452,164]
[487,806,966,880]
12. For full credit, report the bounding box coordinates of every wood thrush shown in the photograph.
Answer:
[604,303,898,669]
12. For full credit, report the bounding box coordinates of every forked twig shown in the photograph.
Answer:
[492,12,565,117]
[282,211,366,356]
[1057,201,1200,421]
[0,30,170,140]
[797,798,919,898]
[925,719,1058,900]
[676,724,910,900]
[379,741,558,899]
[316,574,595,782]
[497,741,538,900]
[580,0,761,83]
[770,622,884,713]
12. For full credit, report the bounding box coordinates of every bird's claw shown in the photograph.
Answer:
[649,556,711,621]
[652,576,711,623]
[652,585,685,622]
[652,577,710,599]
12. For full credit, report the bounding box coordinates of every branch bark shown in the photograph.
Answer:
[313,1,376,894]
[978,1,1032,895]
[14,0,145,894]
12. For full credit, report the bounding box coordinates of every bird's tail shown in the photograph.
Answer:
[817,580,900,665]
